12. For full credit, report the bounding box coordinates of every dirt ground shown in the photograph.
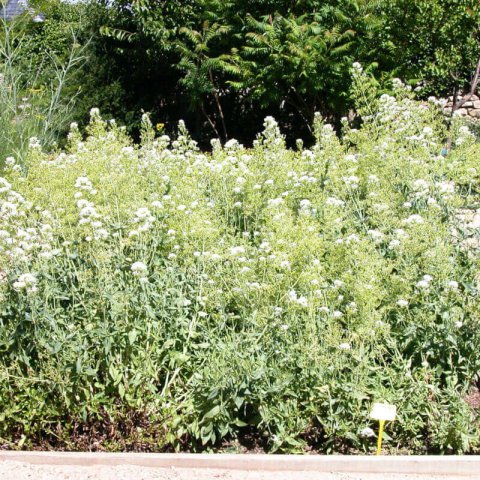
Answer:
[0,462,478,480]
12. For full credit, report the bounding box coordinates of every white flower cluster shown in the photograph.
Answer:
[0,179,58,263]
[129,207,155,236]
[75,176,97,196]
[77,199,108,240]
[288,290,309,308]
[455,125,475,146]
[416,274,433,289]
[75,177,108,241]
[131,261,148,279]
[13,273,38,294]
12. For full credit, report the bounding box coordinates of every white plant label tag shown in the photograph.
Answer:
[370,402,397,421]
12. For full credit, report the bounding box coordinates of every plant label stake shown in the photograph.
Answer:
[370,403,397,455]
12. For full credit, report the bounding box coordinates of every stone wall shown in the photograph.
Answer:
[442,94,480,119]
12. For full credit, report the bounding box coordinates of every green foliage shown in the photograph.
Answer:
[49,0,477,144]
[176,20,231,140]
[227,11,358,129]
[0,7,86,167]
[370,0,480,95]
[1,76,480,452]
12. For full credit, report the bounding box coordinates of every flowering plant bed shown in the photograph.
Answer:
[0,69,479,453]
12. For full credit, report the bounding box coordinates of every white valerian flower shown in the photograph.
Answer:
[388,239,401,250]
[338,342,351,350]
[131,261,148,277]
[287,290,308,307]
[267,198,284,208]
[352,62,363,72]
[79,205,100,221]
[343,175,359,188]
[13,273,38,293]
[447,280,459,291]
[360,427,376,438]
[392,77,404,89]
[326,197,345,207]
[229,246,245,256]
[151,200,164,209]
[296,296,308,308]
[0,177,12,193]
[77,199,93,209]
[135,207,152,219]
[397,299,409,308]
[94,228,109,240]
[416,279,430,289]
[403,214,424,224]
[435,181,455,201]
[258,241,271,253]
[29,137,41,148]
[75,176,94,191]
[346,234,359,244]
[347,302,357,312]
[368,229,384,243]
[413,178,429,193]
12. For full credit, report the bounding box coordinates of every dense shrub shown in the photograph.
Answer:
[0,69,479,453]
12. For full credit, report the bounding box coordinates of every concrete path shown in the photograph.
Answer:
[0,453,479,480]
[0,462,477,480]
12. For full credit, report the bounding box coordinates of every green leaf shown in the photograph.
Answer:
[203,405,221,419]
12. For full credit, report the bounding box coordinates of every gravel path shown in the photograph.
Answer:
[0,462,478,480]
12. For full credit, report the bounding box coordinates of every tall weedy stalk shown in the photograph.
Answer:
[0,10,86,169]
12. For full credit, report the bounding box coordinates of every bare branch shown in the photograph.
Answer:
[452,55,480,112]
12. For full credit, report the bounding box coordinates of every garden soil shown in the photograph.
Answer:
[0,462,478,480]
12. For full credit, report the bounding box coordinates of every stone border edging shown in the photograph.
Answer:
[0,452,479,476]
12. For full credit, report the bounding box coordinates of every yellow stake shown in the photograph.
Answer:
[376,420,385,456]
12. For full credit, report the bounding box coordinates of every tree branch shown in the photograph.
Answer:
[452,55,480,112]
